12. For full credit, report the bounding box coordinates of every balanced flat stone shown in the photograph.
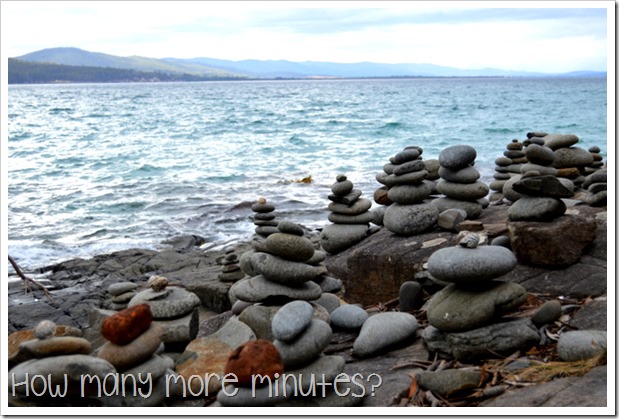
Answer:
[265,233,315,262]
[508,196,567,221]
[438,165,481,184]
[231,275,323,302]
[439,145,477,169]
[251,252,321,285]
[387,182,432,204]
[353,312,418,358]
[128,287,201,319]
[271,300,314,342]
[274,319,333,369]
[383,203,438,236]
[436,180,489,200]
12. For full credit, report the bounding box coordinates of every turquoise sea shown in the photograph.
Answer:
[7,77,607,271]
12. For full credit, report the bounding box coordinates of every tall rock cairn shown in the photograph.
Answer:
[431,145,489,220]
[379,146,439,236]
[320,174,373,254]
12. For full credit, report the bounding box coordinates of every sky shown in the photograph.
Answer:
[0,1,611,73]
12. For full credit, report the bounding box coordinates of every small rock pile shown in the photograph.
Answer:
[252,197,280,238]
[127,276,201,350]
[376,146,439,236]
[106,281,138,311]
[97,304,174,406]
[489,139,527,201]
[432,145,489,219]
[586,145,605,173]
[9,320,112,406]
[508,171,574,222]
[217,246,245,283]
[536,133,594,187]
[422,234,539,359]
[320,174,374,254]
[582,169,607,206]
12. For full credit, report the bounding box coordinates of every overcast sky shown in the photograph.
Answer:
[1,1,610,73]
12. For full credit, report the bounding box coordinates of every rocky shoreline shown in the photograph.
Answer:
[7,135,609,410]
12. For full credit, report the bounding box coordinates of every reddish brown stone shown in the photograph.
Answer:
[101,304,153,345]
[374,187,393,205]
[224,339,284,387]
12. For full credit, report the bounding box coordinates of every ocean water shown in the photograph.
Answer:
[7,77,607,271]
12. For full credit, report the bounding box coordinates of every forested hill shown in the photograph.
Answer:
[8,59,247,84]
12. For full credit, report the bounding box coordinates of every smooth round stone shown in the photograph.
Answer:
[438,165,480,184]
[329,188,362,205]
[531,300,563,327]
[314,292,341,314]
[504,149,526,159]
[507,140,524,150]
[399,281,423,312]
[255,225,279,237]
[306,250,327,266]
[276,220,304,236]
[19,336,92,358]
[557,330,607,362]
[383,203,438,236]
[285,355,345,391]
[97,323,163,371]
[254,212,276,221]
[391,148,420,164]
[266,233,315,262]
[231,300,253,315]
[251,202,275,213]
[430,197,483,219]
[527,137,546,146]
[328,211,375,225]
[225,339,284,387]
[102,304,153,345]
[251,252,321,285]
[426,281,527,332]
[521,163,558,176]
[124,354,175,383]
[508,196,567,221]
[439,145,477,169]
[387,182,432,204]
[542,133,579,150]
[427,245,517,284]
[315,276,342,293]
[330,304,368,330]
[111,291,137,304]
[414,369,482,397]
[493,172,511,180]
[512,175,574,198]
[353,312,418,358]
[274,319,333,369]
[588,145,601,153]
[489,180,507,192]
[331,179,354,196]
[437,180,489,200]
[129,288,200,319]
[490,235,511,249]
[9,355,116,397]
[108,282,138,296]
[437,208,467,231]
[254,218,278,227]
[320,223,369,254]
[383,162,396,174]
[217,382,293,407]
[588,183,607,194]
[525,144,555,165]
[34,320,57,340]
[553,147,594,168]
[231,275,323,303]
[495,156,512,166]
[377,170,428,187]
[328,198,372,215]
[502,175,525,202]
[272,300,314,342]
[424,159,441,180]
[392,159,425,175]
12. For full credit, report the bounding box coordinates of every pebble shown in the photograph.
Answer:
[426,245,517,285]
[426,281,528,332]
[391,148,420,164]
[128,287,201,319]
[274,319,333,369]
[34,320,57,340]
[524,144,555,165]
[19,336,92,358]
[328,198,372,215]
[508,196,567,221]
[415,369,483,397]
[314,275,342,293]
[108,282,139,296]
[353,312,418,358]
[329,188,363,205]
[225,339,284,387]
[320,223,369,254]
[101,303,153,345]
[330,304,368,330]
[231,300,254,315]
[542,133,579,150]
[438,145,477,169]
[331,176,354,196]
[552,147,594,168]
[436,180,489,200]
[431,197,483,219]
[231,275,323,303]
[438,165,481,183]
[272,300,314,342]
[265,233,315,262]
[314,292,342,314]
[490,235,511,249]
[387,182,432,204]
[251,252,321,285]
[97,323,163,371]
[557,330,607,362]
[392,159,425,175]
[399,281,423,312]
[383,203,439,236]
[531,300,563,327]
[512,175,574,198]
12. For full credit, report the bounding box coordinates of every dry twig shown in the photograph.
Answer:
[8,255,54,302]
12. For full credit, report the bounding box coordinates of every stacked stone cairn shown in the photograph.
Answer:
[217,246,245,283]
[431,145,489,219]
[530,133,594,188]
[320,174,374,254]
[106,281,138,311]
[422,233,539,360]
[376,146,439,235]
[252,196,280,239]
[586,145,605,174]
[97,304,175,406]
[127,275,201,351]
[582,169,607,207]
[489,139,528,201]
[9,320,116,406]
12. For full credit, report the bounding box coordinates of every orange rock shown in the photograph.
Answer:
[101,304,153,345]
[224,339,284,388]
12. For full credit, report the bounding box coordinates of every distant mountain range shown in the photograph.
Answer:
[12,47,606,83]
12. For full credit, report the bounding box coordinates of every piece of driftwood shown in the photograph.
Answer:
[8,255,54,302]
